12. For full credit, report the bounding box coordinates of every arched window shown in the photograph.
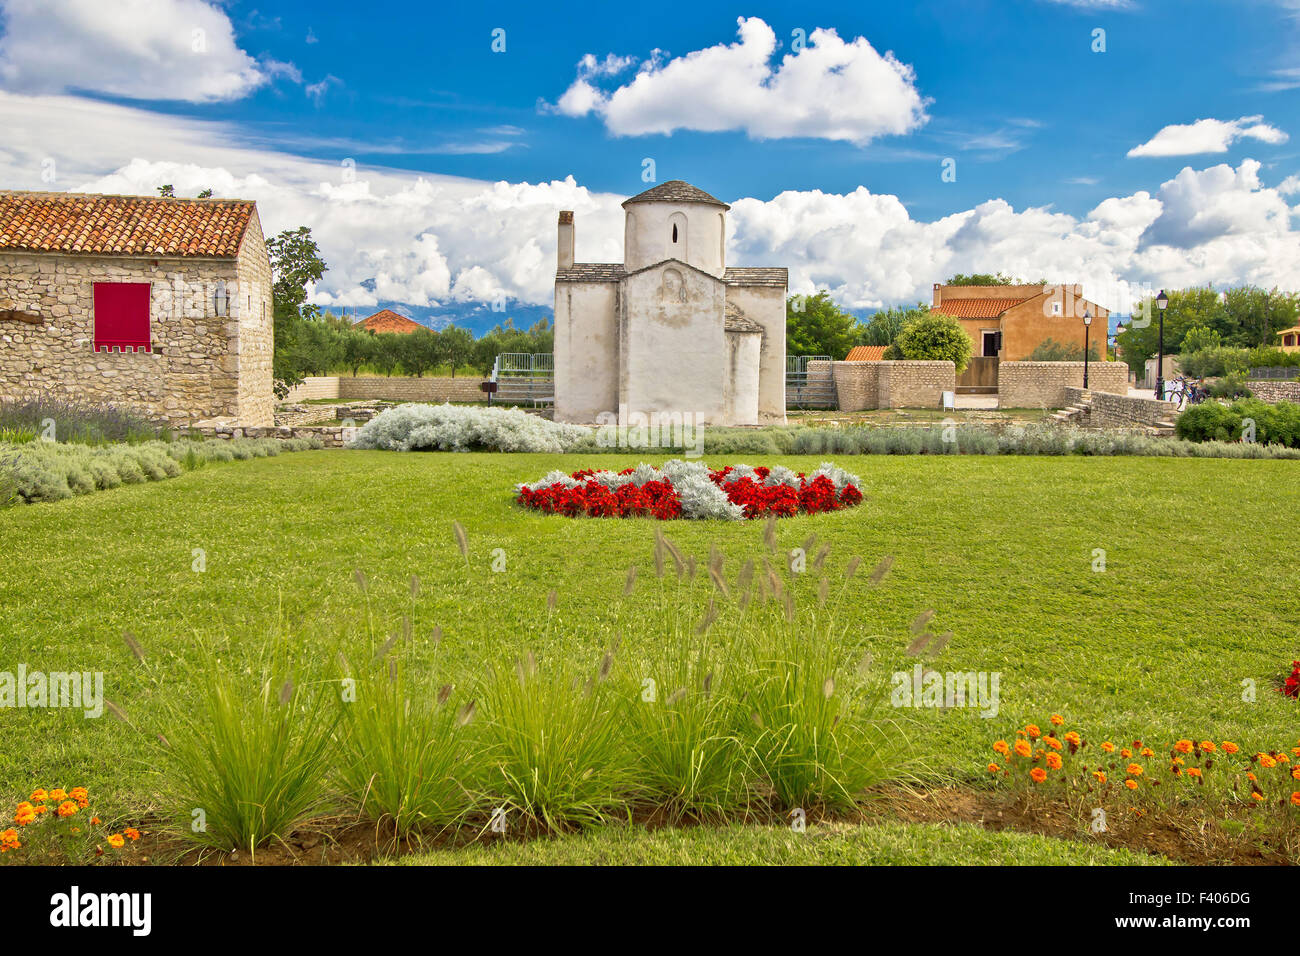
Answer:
[667,211,688,260]
[671,223,678,243]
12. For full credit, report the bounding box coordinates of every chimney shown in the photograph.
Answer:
[557,211,574,271]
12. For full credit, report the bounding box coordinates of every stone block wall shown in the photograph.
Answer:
[282,376,342,402]
[999,361,1128,408]
[830,361,954,410]
[1065,387,1178,427]
[876,361,956,409]
[1247,380,1300,404]
[0,241,273,427]
[337,376,485,402]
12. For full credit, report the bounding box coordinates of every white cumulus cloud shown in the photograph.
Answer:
[549,16,929,145]
[1128,115,1288,158]
[0,0,268,102]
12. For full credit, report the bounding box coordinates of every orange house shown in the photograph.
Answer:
[1277,325,1300,353]
[931,283,1110,361]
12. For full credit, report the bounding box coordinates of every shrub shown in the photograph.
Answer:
[1027,337,1100,362]
[1206,373,1253,400]
[350,403,591,453]
[894,312,973,374]
[1176,398,1300,447]
[1180,347,1249,379]
[0,397,161,445]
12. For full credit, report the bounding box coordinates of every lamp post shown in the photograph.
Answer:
[1155,289,1169,400]
[1083,309,1092,389]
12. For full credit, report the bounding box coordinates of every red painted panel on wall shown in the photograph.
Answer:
[93,282,151,352]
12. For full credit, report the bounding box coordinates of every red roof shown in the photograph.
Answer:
[0,191,256,258]
[933,297,1029,319]
[845,345,888,361]
[358,309,425,334]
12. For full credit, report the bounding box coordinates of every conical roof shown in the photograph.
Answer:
[622,180,730,210]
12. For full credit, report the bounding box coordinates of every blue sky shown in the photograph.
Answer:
[0,0,1298,333]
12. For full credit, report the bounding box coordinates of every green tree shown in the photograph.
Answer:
[439,326,476,378]
[786,291,861,358]
[339,327,376,377]
[1028,337,1100,362]
[1180,325,1222,354]
[894,311,973,374]
[402,328,442,377]
[945,272,1045,286]
[857,303,927,347]
[266,227,329,396]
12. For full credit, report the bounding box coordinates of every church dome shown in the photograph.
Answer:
[623,180,728,278]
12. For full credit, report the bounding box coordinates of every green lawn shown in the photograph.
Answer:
[386,820,1170,866]
[2,449,1298,857]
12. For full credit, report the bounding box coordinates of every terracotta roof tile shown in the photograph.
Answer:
[0,191,256,258]
[933,297,1029,319]
[845,345,888,361]
[358,309,425,334]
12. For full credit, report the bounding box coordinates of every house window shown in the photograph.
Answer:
[1286,334,1296,347]
[981,330,1001,357]
[93,282,151,352]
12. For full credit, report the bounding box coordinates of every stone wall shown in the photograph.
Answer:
[999,361,1128,408]
[1247,380,1300,404]
[188,423,357,448]
[337,376,485,402]
[831,361,955,410]
[0,238,273,427]
[282,376,341,402]
[1065,387,1178,428]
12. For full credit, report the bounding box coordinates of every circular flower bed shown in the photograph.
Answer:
[515,460,863,520]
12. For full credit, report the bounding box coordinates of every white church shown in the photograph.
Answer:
[553,180,787,426]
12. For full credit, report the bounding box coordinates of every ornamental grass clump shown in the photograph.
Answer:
[332,575,474,839]
[148,640,339,858]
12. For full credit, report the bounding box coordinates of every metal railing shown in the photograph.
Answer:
[786,355,836,409]
[492,352,554,405]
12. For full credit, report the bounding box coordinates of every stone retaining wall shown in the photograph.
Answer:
[282,375,486,404]
[1065,387,1178,428]
[831,361,955,410]
[999,361,1129,408]
[1247,380,1300,404]
[188,423,357,448]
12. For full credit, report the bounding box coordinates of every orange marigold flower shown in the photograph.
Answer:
[1050,714,1064,726]
[1174,739,1194,754]
[1064,731,1081,746]
[1140,748,1155,758]
[1120,748,1132,758]
[48,789,66,802]
[1251,792,1264,802]
[1187,768,1202,778]
[1291,793,1300,807]
[1026,724,1041,738]
[1127,763,1144,776]
[993,740,1010,756]
[1292,768,1300,781]
[28,790,47,803]
[56,801,77,818]
[1222,742,1239,754]
[68,787,88,801]
[33,805,47,815]
[988,763,1000,773]
[1046,753,1063,770]
[1172,756,1184,766]
[107,834,125,849]
[1278,754,1290,764]
[0,828,18,846]
[1093,771,1107,784]
[124,828,140,841]
[1200,741,1216,753]
[1259,755,1277,769]
[1246,772,1257,782]
[1101,742,1115,753]
[1125,779,1138,790]
[1043,736,1062,751]
[90,817,101,825]
[1030,767,1047,783]
[14,807,35,826]
[1014,740,1033,758]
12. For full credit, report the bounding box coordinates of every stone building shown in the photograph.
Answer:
[553,180,787,426]
[931,282,1111,362]
[0,191,274,426]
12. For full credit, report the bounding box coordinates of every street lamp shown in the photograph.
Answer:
[1155,289,1169,399]
[1083,309,1092,389]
